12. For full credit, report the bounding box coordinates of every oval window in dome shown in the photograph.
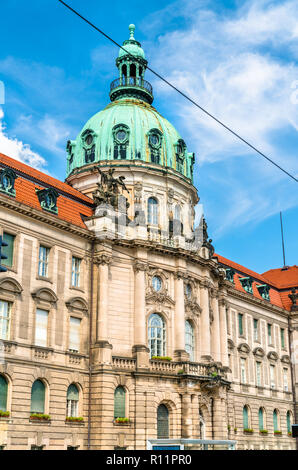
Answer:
[85,134,93,146]
[150,134,159,147]
[116,130,127,142]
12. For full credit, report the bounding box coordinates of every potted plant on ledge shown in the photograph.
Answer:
[30,413,51,422]
[243,428,254,434]
[0,410,10,418]
[65,416,84,423]
[114,417,130,424]
[151,356,172,361]
[274,430,282,436]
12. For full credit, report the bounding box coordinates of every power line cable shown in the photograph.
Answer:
[57,0,298,184]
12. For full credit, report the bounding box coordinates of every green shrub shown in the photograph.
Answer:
[151,356,172,361]
[115,417,130,423]
[30,413,50,421]
[66,416,84,422]
[0,410,10,418]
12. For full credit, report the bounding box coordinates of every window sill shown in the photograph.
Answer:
[36,275,53,283]
[65,419,85,425]
[2,265,17,273]
[113,419,131,426]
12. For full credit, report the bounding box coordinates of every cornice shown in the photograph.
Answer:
[225,283,289,317]
[0,194,93,240]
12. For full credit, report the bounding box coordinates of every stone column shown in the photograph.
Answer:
[181,392,192,438]
[199,280,211,361]
[174,271,188,362]
[132,259,150,368]
[212,392,228,441]
[219,297,229,367]
[211,290,221,363]
[92,253,113,364]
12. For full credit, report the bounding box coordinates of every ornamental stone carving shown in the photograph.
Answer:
[94,254,112,265]
[267,351,279,362]
[237,343,250,354]
[253,347,265,358]
[133,261,148,272]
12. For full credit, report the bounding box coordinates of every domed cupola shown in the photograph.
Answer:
[66,25,195,183]
[110,24,153,105]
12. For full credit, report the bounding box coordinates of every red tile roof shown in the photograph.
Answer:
[0,153,94,229]
[262,266,298,289]
[213,253,293,311]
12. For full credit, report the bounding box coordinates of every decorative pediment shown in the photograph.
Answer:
[185,300,201,315]
[253,347,265,358]
[32,288,58,305]
[237,342,250,354]
[267,351,279,362]
[66,297,88,314]
[228,339,235,350]
[145,292,175,306]
[0,277,23,295]
[281,354,290,364]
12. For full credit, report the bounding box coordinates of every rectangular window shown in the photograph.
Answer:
[256,361,262,387]
[71,257,81,287]
[69,317,81,352]
[238,313,243,336]
[2,233,15,267]
[240,358,246,383]
[253,319,258,341]
[38,246,50,277]
[280,328,285,349]
[283,368,288,391]
[35,309,48,347]
[268,324,272,344]
[270,364,275,388]
[0,300,11,340]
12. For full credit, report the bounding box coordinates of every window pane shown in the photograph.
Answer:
[2,233,15,267]
[148,198,158,225]
[0,375,8,411]
[0,301,10,340]
[69,317,81,352]
[35,309,48,347]
[38,246,49,277]
[243,406,248,428]
[114,386,125,418]
[31,380,45,413]
[157,404,169,438]
[238,314,243,335]
[258,408,264,430]
[72,257,81,287]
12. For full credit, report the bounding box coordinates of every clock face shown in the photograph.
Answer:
[116,130,127,142]
[152,275,162,292]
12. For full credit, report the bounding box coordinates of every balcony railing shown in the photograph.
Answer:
[110,77,153,95]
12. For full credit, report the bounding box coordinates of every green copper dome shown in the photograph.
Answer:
[66,25,195,181]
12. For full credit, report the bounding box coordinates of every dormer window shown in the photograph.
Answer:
[113,124,129,160]
[148,129,162,164]
[0,168,17,196]
[239,277,253,294]
[257,284,270,301]
[36,188,59,214]
[225,268,235,283]
[81,130,96,164]
[175,139,186,173]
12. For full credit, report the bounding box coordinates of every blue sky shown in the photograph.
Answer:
[0,0,297,274]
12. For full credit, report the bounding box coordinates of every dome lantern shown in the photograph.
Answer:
[110,24,153,104]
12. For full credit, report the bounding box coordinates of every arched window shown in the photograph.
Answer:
[286,411,292,434]
[174,205,181,221]
[243,405,249,429]
[148,197,158,225]
[258,408,265,431]
[67,384,79,418]
[273,409,279,432]
[114,386,126,419]
[113,124,129,160]
[148,313,166,358]
[0,375,8,412]
[157,404,169,438]
[185,320,194,361]
[31,380,45,414]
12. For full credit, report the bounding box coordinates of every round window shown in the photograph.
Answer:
[185,284,192,299]
[152,275,162,292]
[85,134,93,146]
[149,134,159,147]
[116,130,127,142]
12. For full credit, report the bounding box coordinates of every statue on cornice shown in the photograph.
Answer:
[92,167,130,211]
[202,217,215,258]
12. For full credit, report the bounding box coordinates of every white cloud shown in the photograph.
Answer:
[142,0,298,234]
[0,107,47,170]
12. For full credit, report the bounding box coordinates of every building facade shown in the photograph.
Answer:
[0,25,297,450]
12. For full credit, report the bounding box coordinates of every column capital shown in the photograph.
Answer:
[218,296,228,307]
[133,260,149,272]
[199,278,213,290]
[210,287,219,299]
[94,253,112,265]
[174,270,187,281]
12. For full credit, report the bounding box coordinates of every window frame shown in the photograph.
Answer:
[0,300,11,341]
[38,245,50,278]
[147,197,159,226]
[71,256,82,289]
[148,313,166,358]
[2,232,15,269]
[185,319,195,361]
[34,308,49,348]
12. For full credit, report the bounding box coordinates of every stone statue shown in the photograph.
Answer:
[92,167,130,210]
